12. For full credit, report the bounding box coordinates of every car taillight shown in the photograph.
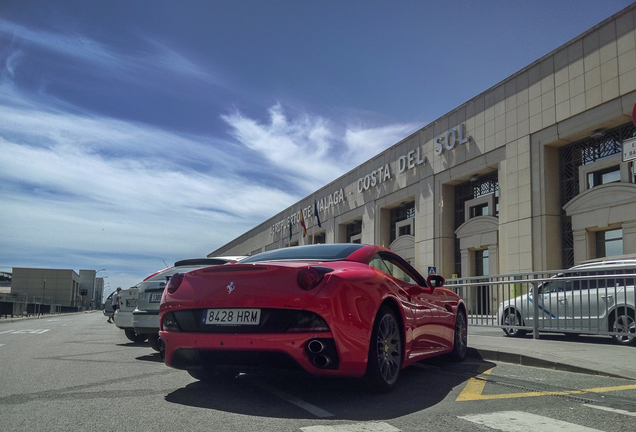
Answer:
[297,266,333,290]
[166,273,184,294]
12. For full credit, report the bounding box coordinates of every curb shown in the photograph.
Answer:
[467,347,633,380]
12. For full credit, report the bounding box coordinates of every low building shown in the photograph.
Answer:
[11,268,81,307]
[0,271,10,294]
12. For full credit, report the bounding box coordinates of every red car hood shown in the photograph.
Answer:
[161,262,330,311]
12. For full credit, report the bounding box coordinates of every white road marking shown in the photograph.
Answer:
[583,404,636,417]
[0,329,50,334]
[256,382,334,418]
[459,411,603,432]
[301,422,400,432]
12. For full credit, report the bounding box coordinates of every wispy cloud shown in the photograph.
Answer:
[344,124,419,165]
[222,104,418,191]
[0,19,120,69]
[0,94,297,284]
[0,18,228,98]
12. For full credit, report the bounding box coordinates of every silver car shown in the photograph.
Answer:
[114,285,146,343]
[497,258,636,345]
[132,257,244,352]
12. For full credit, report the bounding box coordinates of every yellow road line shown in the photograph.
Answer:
[456,370,636,401]
[455,369,489,401]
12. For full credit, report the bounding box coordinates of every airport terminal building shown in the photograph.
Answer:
[210,5,636,280]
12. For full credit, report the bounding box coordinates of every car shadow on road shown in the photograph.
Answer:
[136,352,164,363]
[164,357,495,420]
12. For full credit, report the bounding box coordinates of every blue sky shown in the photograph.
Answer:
[1,1,632,298]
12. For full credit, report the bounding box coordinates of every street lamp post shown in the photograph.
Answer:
[92,269,106,310]
[39,279,46,317]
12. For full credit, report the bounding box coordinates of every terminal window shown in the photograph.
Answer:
[596,228,623,258]
[390,201,415,243]
[346,220,362,243]
[587,165,620,188]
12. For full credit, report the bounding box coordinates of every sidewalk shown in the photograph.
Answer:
[0,310,100,323]
[468,327,636,380]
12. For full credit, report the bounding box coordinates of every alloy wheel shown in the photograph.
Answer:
[612,313,636,345]
[375,312,402,384]
[451,312,467,361]
[503,310,527,337]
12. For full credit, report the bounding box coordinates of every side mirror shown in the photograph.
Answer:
[427,274,445,289]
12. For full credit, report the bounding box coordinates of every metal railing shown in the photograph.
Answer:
[446,270,636,340]
[0,293,73,318]
[0,292,28,317]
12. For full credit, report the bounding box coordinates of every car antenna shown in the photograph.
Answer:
[162,259,168,267]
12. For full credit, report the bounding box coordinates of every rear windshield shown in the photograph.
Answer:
[148,264,227,281]
[240,244,365,263]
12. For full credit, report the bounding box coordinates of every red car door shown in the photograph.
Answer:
[370,252,451,356]
[405,281,454,350]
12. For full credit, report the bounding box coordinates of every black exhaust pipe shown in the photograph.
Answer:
[307,339,324,354]
[313,354,331,368]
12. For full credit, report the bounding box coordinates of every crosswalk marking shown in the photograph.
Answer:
[256,382,334,418]
[459,411,603,432]
[301,423,400,432]
[583,404,636,417]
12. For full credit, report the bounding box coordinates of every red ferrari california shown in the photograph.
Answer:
[159,243,467,391]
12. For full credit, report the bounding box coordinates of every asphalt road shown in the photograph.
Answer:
[1,312,635,432]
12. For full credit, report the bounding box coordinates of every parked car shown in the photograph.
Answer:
[498,257,636,345]
[159,243,467,392]
[114,285,146,343]
[133,258,244,352]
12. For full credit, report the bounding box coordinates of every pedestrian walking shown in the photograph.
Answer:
[107,287,121,323]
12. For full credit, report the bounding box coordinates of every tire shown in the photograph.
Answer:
[365,306,403,392]
[449,310,467,361]
[611,308,636,346]
[502,309,527,338]
[124,329,147,344]
[148,334,161,351]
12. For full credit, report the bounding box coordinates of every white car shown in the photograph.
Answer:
[498,258,636,345]
[132,257,244,352]
[114,286,146,343]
